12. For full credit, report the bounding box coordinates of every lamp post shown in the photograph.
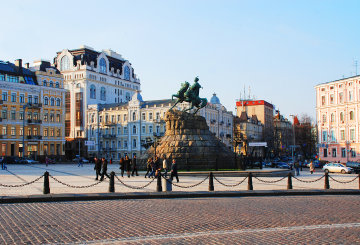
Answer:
[22,104,27,158]
[290,114,296,162]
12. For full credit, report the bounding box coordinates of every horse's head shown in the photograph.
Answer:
[194,76,199,83]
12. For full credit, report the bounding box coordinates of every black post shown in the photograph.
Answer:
[247,172,253,190]
[43,171,50,194]
[109,171,115,193]
[208,172,214,191]
[324,172,330,189]
[287,172,292,190]
[358,174,360,190]
[156,173,162,192]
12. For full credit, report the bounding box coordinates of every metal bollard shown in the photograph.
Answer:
[324,172,330,189]
[208,172,214,191]
[358,174,360,190]
[287,172,292,190]
[109,171,115,193]
[162,177,172,192]
[43,171,50,194]
[156,173,162,192]
[247,172,253,190]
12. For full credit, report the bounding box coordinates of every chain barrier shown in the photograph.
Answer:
[254,176,287,183]
[0,175,44,187]
[213,176,247,187]
[49,175,103,188]
[115,175,155,189]
[329,175,359,184]
[293,175,325,183]
[163,175,209,188]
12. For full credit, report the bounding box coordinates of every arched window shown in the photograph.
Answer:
[133,125,136,134]
[124,66,130,80]
[49,81,54,87]
[340,112,344,122]
[90,85,96,99]
[331,113,335,122]
[350,111,354,120]
[100,87,106,101]
[132,112,136,121]
[60,56,70,71]
[56,98,61,106]
[100,58,107,74]
[55,82,59,88]
[43,80,47,86]
[76,83,81,88]
[50,98,55,106]
[44,97,48,105]
[125,92,130,101]
[133,139,137,148]
[322,114,326,123]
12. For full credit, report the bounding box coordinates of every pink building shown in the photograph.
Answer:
[315,75,360,163]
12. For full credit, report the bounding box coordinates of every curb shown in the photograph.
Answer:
[1,189,360,204]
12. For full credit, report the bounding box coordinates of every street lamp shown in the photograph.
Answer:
[22,104,27,158]
[290,114,296,162]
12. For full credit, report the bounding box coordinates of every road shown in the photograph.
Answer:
[0,195,359,244]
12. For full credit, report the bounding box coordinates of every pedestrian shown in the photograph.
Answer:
[125,155,132,178]
[309,161,315,174]
[45,156,49,167]
[170,159,179,183]
[145,158,152,178]
[119,157,125,177]
[294,160,300,176]
[100,157,110,181]
[149,158,156,178]
[110,158,112,165]
[77,157,83,167]
[94,156,102,180]
[154,156,161,177]
[131,155,139,176]
[162,156,168,177]
[1,157,6,170]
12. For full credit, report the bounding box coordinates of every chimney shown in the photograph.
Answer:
[24,63,29,69]
[15,59,22,68]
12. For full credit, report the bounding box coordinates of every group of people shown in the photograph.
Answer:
[93,156,111,181]
[119,155,138,178]
[145,156,179,182]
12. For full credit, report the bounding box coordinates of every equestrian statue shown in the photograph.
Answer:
[170,76,208,114]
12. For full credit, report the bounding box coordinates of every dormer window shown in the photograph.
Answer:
[124,66,130,80]
[100,58,107,74]
[49,81,54,87]
[60,56,70,71]
[43,80,47,86]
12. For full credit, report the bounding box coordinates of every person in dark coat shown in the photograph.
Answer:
[100,157,110,181]
[119,157,125,177]
[145,158,152,178]
[170,159,179,183]
[131,155,139,176]
[125,155,132,178]
[94,156,102,180]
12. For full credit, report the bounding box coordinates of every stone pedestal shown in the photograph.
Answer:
[140,110,235,170]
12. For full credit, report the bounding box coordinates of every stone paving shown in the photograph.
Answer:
[0,163,359,196]
[0,195,359,244]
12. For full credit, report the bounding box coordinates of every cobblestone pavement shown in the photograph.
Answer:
[0,196,359,244]
[0,164,359,196]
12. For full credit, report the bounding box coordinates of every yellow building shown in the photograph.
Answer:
[0,59,66,160]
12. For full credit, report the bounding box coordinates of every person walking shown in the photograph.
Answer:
[154,156,161,177]
[125,155,132,178]
[1,157,6,170]
[45,156,49,167]
[149,158,156,178]
[77,157,83,167]
[170,159,179,183]
[162,156,168,177]
[119,157,125,177]
[145,158,152,178]
[100,157,110,181]
[309,161,315,174]
[131,155,139,176]
[94,156,102,180]
[294,160,300,176]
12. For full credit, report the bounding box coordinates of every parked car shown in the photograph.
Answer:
[20,158,39,164]
[346,162,360,174]
[72,157,89,163]
[2,156,20,164]
[275,162,291,169]
[322,163,353,174]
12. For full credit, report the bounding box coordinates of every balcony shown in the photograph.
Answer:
[103,121,116,126]
[27,119,42,124]
[102,134,117,139]
[102,147,116,152]
[26,103,42,109]
[153,118,164,123]
[26,135,42,140]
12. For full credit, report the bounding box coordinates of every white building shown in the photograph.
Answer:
[53,45,140,141]
[86,92,234,160]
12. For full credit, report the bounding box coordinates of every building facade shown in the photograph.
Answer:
[273,110,293,157]
[0,59,66,159]
[86,92,234,160]
[53,45,140,158]
[315,75,360,163]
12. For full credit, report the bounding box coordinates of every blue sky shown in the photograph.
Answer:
[1,0,360,120]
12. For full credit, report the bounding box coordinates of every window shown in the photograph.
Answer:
[339,92,343,103]
[56,129,61,137]
[11,93,16,102]
[34,96,38,104]
[156,112,160,120]
[133,139,137,148]
[149,125,153,133]
[2,92,7,102]
[142,125,146,134]
[124,127,128,134]
[28,95,32,104]
[133,125,136,134]
[11,111,16,120]
[11,127,15,136]
[19,128,23,136]
[125,92,130,101]
[44,113,48,122]
[118,141,121,148]
[322,131,327,142]
[90,85,96,99]
[55,82,59,88]
[350,129,355,140]
[341,148,346,158]
[56,114,60,122]
[340,130,345,140]
[19,111,24,120]
[332,148,336,157]
[351,148,356,158]
[156,125,160,134]
[43,80,47,86]
[132,112,136,121]
[100,87,106,101]
[323,148,327,157]
[100,58,107,74]
[149,112,153,120]
[330,94,334,104]
[49,81,54,87]
[44,128,48,137]
[124,66,130,80]
[117,127,121,135]
[56,98,61,106]
[321,96,325,106]
[142,113,145,120]
[124,140,128,148]
[44,97,48,105]
[322,114,326,123]
[2,110,7,119]
[0,74,4,81]
[350,111,354,120]
[340,112,344,122]
[60,56,70,71]
[2,127,7,135]
[50,114,54,122]
[50,98,55,106]
[330,113,335,122]
[50,128,54,137]
[20,94,24,103]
